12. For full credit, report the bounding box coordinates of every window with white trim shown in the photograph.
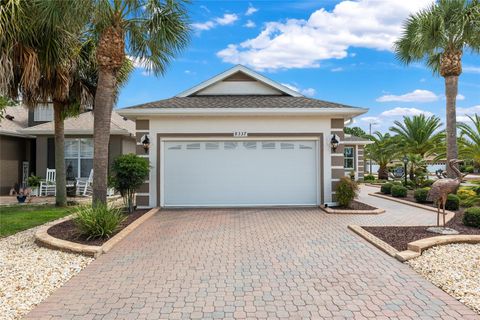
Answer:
[34,103,54,121]
[64,138,93,178]
[344,146,355,169]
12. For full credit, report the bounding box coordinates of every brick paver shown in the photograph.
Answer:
[26,186,479,319]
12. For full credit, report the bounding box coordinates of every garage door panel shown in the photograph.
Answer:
[163,140,318,206]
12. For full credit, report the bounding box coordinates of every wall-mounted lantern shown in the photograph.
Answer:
[330,134,339,152]
[141,134,150,153]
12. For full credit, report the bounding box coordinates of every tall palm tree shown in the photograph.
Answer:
[365,132,400,180]
[0,0,91,206]
[90,0,190,205]
[458,114,480,167]
[394,0,480,177]
[390,114,444,158]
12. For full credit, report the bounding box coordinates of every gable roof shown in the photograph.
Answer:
[343,134,373,144]
[176,65,303,97]
[0,106,33,138]
[20,111,135,136]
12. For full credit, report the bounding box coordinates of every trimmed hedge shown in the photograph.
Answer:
[463,207,480,228]
[421,179,435,188]
[391,185,408,198]
[445,194,460,211]
[381,183,393,194]
[414,188,430,203]
[336,177,359,207]
[364,174,375,182]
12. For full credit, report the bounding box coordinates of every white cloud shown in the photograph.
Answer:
[456,94,465,101]
[215,13,238,25]
[376,89,438,103]
[457,105,480,122]
[464,66,480,74]
[244,20,256,28]
[217,0,432,70]
[360,116,380,123]
[281,83,316,97]
[330,67,343,72]
[380,107,433,117]
[192,13,238,32]
[420,78,426,82]
[245,4,258,16]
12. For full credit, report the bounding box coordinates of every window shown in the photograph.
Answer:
[34,103,54,121]
[64,138,93,178]
[344,146,355,169]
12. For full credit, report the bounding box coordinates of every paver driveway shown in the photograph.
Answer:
[26,187,479,319]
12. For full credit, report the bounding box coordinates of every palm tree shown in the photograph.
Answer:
[458,114,480,167]
[0,0,91,206]
[365,132,400,180]
[90,0,190,205]
[390,114,444,158]
[394,0,480,177]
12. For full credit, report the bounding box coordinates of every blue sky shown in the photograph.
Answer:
[117,0,480,133]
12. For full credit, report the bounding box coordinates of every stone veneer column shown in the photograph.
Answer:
[135,119,150,207]
[330,118,344,202]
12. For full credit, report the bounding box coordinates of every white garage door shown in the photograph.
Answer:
[163,140,319,207]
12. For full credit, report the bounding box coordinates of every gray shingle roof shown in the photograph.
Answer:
[344,135,372,143]
[124,96,362,110]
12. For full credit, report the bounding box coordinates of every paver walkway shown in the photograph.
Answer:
[26,186,479,319]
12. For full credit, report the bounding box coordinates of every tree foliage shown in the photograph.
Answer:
[110,154,150,213]
[365,132,400,180]
[458,114,480,166]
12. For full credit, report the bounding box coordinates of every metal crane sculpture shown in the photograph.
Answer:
[427,159,463,227]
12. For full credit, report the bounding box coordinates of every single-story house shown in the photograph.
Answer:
[0,106,136,195]
[119,65,370,208]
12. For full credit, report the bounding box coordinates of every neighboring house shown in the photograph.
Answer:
[0,105,135,195]
[119,65,370,208]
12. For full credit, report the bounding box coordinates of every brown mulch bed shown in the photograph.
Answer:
[47,209,148,246]
[363,210,480,251]
[375,191,438,209]
[331,200,377,211]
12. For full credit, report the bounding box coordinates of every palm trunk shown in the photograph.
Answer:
[378,165,389,180]
[53,102,66,207]
[92,68,116,205]
[445,75,459,178]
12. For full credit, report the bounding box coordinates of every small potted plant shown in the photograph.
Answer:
[27,175,41,196]
[10,183,31,203]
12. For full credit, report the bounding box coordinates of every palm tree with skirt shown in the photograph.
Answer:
[394,0,480,177]
[90,0,190,205]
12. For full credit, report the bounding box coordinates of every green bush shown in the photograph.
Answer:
[364,174,375,182]
[414,188,431,203]
[421,179,435,187]
[463,207,480,228]
[391,185,408,197]
[110,154,150,213]
[336,177,359,207]
[457,189,477,200]
[381,183,393,194]
[27,175,41,188]
[472,186,480,195]
[465,166,475,173]
[460,196,480,208]
[74,203,126,240]
[445,194,460,211]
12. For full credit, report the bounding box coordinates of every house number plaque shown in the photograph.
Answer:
[233,131,248,137]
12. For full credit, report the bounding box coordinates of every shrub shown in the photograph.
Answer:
[421,179,435,187]
[74,203,126,240]
[336,177,359,207]
[460,196,480,208]
[463,207,480,228]
[27,175,41,188]
[364,174,375,182]
[472,186,480,195]
[381,183,393,194]
[464,166,475,173]
[457,189,477,200]
[110,154,150,213]
[391,185,408,197]
[445,194,460,211]
[414,188,431,203]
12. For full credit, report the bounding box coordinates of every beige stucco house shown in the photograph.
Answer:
[0,106,135,195]
[119,65,370,208]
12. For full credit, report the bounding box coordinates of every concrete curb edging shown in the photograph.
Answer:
[368,192,455,222]
[349,225,480,262]
[35,207,159,257]
[323,206,385,214]
[348,225,399,257]
[364,183,382,188]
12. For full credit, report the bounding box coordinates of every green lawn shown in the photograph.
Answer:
[0,205,73,238]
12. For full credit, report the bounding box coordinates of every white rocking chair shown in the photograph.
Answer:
[76,169,93,196]
[39,168,56,196]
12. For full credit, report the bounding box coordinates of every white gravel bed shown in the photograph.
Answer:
[0,225,94,320]
[407,243,480,314]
